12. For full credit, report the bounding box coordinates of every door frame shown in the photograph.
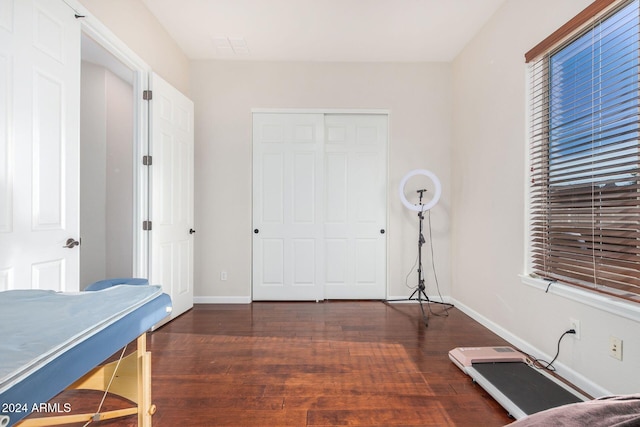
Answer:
[68,0,152,280]
[251,108,391,301]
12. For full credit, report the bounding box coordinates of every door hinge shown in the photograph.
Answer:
[143,90,152,100]
[143,155,152,166]
[143,220,152,231]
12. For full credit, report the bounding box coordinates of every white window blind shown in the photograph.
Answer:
[528,0,640,301]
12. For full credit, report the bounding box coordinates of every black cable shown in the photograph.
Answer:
[425,210,454,316]
[404,250,420,290]
[525,329,576,372]
[396,206,453,317]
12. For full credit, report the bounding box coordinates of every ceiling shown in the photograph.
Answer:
[141,0,508,63]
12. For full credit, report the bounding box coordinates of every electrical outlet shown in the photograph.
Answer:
[220,271,228,281]
[569,318,580,339]
[609,336,623,361]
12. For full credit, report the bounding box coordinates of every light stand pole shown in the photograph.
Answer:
[404,189,430,326]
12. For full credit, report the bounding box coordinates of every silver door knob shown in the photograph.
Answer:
[62,238,80,248]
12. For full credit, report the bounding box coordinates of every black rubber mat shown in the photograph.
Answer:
[472,362,584,415]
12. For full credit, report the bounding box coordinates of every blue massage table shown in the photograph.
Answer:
[0,282,172,427]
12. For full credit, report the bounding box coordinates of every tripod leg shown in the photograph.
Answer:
[417,289,428,327]
[419,287,431,303]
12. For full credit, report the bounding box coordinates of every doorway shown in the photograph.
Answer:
[77,25,194,321]
[79,33,139,289]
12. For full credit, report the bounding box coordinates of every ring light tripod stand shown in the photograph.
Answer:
[409,189,430,325]
[391,169,441,327]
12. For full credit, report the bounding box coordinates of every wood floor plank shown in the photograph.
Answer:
[28,302,518,426]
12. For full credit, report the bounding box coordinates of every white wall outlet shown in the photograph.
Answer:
[569,318,580,339]
[220,271,228,281]
[609,336,623,361]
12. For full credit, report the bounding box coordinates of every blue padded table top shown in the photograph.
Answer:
[0,285,163,392]
[0,285,171,426]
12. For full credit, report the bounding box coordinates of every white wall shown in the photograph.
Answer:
[105,70,134,279]
[78,0,190,95]
[451,0,640,395]
[80,62,107,287]
[80,62,133,288]
[190,61,452,302]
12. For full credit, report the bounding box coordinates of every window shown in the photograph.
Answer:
[528,0,640,302]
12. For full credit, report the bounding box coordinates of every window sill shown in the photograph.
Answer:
[520,275,640,324]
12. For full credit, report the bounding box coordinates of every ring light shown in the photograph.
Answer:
[399,169,441,212]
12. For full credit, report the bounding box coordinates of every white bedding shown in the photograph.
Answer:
[0,285,163,394]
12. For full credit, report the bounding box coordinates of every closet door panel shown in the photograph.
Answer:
[253,113,324,301]
[324,114,387,299]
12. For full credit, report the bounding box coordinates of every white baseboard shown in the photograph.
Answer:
[451,297,610,398]
[194,296,251,304]
[196,295,451,304]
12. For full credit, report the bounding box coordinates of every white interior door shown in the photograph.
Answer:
[252,113,325,301]
[149,72,194,320]
[252,112,387,301]
[323,114,387,299]
[0,0,81,291]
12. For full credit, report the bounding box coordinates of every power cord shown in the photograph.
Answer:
[545,279,557,293]
[425,210,454,316]
[525,329,576,372]
[404,250,420,290]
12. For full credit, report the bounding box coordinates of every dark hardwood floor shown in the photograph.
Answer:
[34,301,516,426]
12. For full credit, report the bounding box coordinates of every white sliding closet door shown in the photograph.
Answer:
[252,113,325,301]
[0,0,81,291]
[324,114,387,299]
[252,112,387,301]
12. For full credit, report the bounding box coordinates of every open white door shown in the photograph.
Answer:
[0,0,81,291]
[149,72,194,320]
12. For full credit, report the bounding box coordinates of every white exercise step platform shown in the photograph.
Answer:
[449,346,590,420]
